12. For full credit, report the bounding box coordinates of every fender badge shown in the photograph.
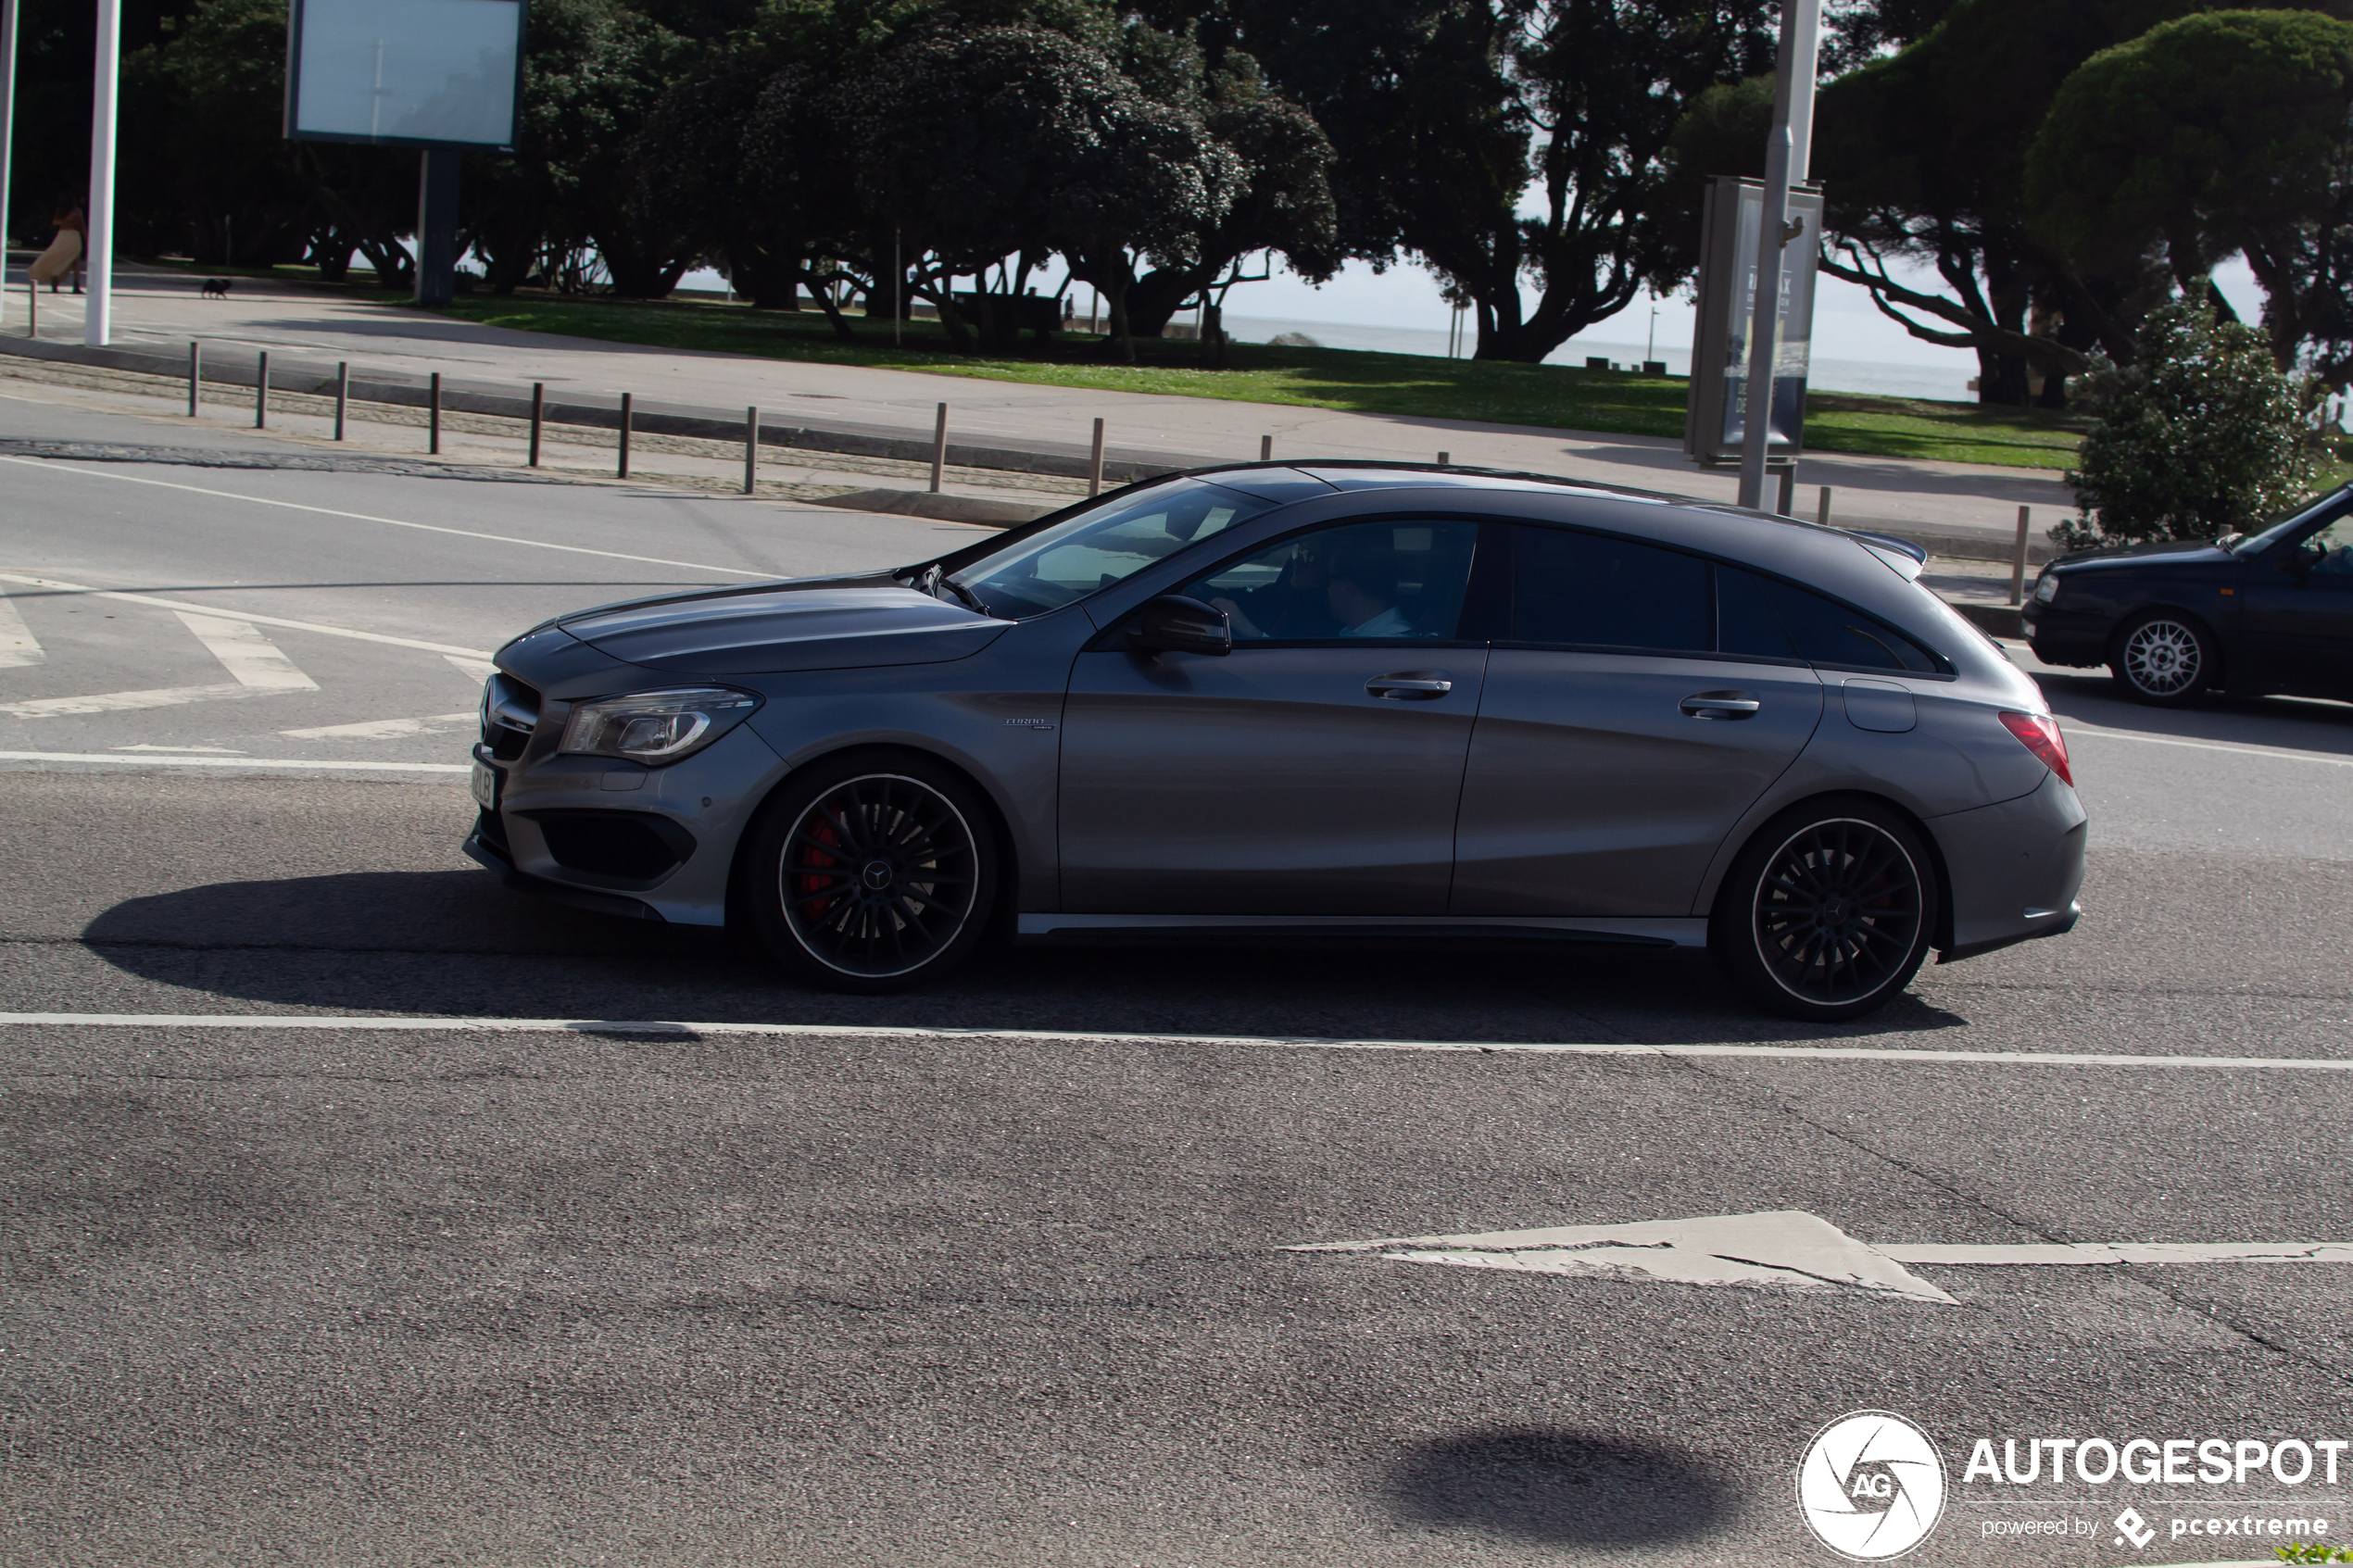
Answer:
[1004,718,1056,731]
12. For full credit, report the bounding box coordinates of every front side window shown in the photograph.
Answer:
[948,477,1273,619]
[1183,520,1481,641]
[2296,516,2353,576]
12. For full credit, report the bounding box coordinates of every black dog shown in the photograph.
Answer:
[200,278,232,298]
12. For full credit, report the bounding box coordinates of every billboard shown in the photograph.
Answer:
[284,0,526,151]
[1683,176,1823,466]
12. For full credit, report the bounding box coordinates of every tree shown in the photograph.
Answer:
[464,0,695,295]
[2058,295,2325,548]
[857,20,1242,357]
[2026,9,2353,376]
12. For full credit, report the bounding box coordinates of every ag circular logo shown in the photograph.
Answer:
[1796,1411,1947,1560]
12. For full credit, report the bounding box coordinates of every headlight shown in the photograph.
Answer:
[2033,572,2060,604]
[559,686,759,765]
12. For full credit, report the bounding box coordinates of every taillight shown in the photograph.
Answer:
[1998,710,2072,786]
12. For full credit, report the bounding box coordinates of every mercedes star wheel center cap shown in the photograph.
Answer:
[862,859,894,891]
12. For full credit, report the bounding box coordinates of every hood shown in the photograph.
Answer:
[560,583,1006,674]
[2054,538,2233,571]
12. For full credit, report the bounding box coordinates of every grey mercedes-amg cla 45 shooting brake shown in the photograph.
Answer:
[466,464,2085,1022]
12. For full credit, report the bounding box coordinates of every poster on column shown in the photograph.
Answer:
[283,0,526,151]
[1681,176,1824,467]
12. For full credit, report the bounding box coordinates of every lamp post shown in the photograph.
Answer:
[0,0,18,330]
[1734,0,1821,510]
[83,0,119,345]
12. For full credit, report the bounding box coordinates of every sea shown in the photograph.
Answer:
[1218,314,1975,405]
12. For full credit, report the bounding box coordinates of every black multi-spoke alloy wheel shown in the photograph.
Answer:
[1711,799,1938,1022]
[749,753,998,992]
[2109,609,2216,706]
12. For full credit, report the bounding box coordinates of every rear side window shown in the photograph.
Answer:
[1752,574,1942,672]
[1512,526,1709,654]
[1716,568,1797,660]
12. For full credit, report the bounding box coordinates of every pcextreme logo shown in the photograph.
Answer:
[1798,1411,1950,1561]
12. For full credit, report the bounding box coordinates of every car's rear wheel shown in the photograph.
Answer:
[2110,611,2215,705]
[1711,800,1937,1022]
[748,753,997,993]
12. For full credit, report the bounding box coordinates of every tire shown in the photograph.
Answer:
[2109,610,2216,705]
[1711,799,1938,1022]
[746,752,999,993]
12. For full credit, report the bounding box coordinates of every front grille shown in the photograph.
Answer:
[482,672,541,760]
[521,810,696,884]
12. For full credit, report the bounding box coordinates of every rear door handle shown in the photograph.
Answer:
[1367,674,1453,699]
[1680,691,1761,720]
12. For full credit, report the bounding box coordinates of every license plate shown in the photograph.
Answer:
[470,759,499,811]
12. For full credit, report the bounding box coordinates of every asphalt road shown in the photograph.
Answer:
[4,395,2350,1567]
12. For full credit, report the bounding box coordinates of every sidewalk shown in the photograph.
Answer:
[5,261,2078,556]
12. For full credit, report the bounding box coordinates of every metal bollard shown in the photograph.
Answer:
[929,402,948,493]
[1817,485,1833,527]
[2009,506,2032,606]
[188,342,200,416]
[744,406,759,495]
[618,392,632,479]
[429,372,442,456]
[24,282,32,339]
[1776,466,1795,517]
[255,350,268,428]
[528,383,544,468]
[1088,418,1104,496]
[1438,451,1450,466]
[333,361,348,441]
[1260,434,1272,461]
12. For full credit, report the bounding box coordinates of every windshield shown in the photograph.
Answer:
[945,477,1275,619]
[2230,487,2352,556]
[941,479,1279,621]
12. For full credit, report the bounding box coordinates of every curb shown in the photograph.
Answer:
[809,488,1056,526]
[1948,601,2026,638]
[0,334,1205,486]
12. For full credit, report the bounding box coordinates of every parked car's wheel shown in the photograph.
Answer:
[1711,800,1938,1022]
[2109,610,2216,705]
[748,753,998,993]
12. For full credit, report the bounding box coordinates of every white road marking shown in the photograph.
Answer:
[1295,1211,1957,1303]
[1296,1211,2353,1304]
[113,744,243,753]
[2065,723,2353,768]
[0,571,493,659]
[0,457,774,578]
[446,656,498,681]
[0,593,43,667]
[0,683,268,718]
[173,611,318,690]
[281,711,472,740]
[1882,1242,2353,1265]
[0,1011,2345,1071]
[0,752,465,772]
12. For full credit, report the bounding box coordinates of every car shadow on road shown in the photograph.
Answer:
[1382,1426,1738,1544]
[77,867,1975,1046]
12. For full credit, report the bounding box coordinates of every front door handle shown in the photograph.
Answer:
[1367,673,1453,699]
[1681,691,1761,720]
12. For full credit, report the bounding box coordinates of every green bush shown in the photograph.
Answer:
[2057,295,2324,551]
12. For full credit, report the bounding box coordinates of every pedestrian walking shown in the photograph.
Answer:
[28,200,86,295]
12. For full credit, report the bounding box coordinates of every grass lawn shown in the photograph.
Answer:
[426,291,2094,471]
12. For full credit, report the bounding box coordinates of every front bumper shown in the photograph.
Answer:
[2020,601,2110,668]
[1928,769,2087,962]
[465,719,786,927]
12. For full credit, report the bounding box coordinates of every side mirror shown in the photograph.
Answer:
[1125,594,1232,657]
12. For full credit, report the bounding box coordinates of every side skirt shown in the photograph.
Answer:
[1015,913,1706,947]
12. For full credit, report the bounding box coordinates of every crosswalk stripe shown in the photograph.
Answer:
[0,571,495,659]
[282,711,473,740]
[0,683,273,718]
[174,611,319,691]
[0,593,42,668]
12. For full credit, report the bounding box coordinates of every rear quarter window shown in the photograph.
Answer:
[1736,570,1944,673]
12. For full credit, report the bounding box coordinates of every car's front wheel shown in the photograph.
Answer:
[2110,610,2216,705]
[747,753,998,993]
[1711,800,1938,1022]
